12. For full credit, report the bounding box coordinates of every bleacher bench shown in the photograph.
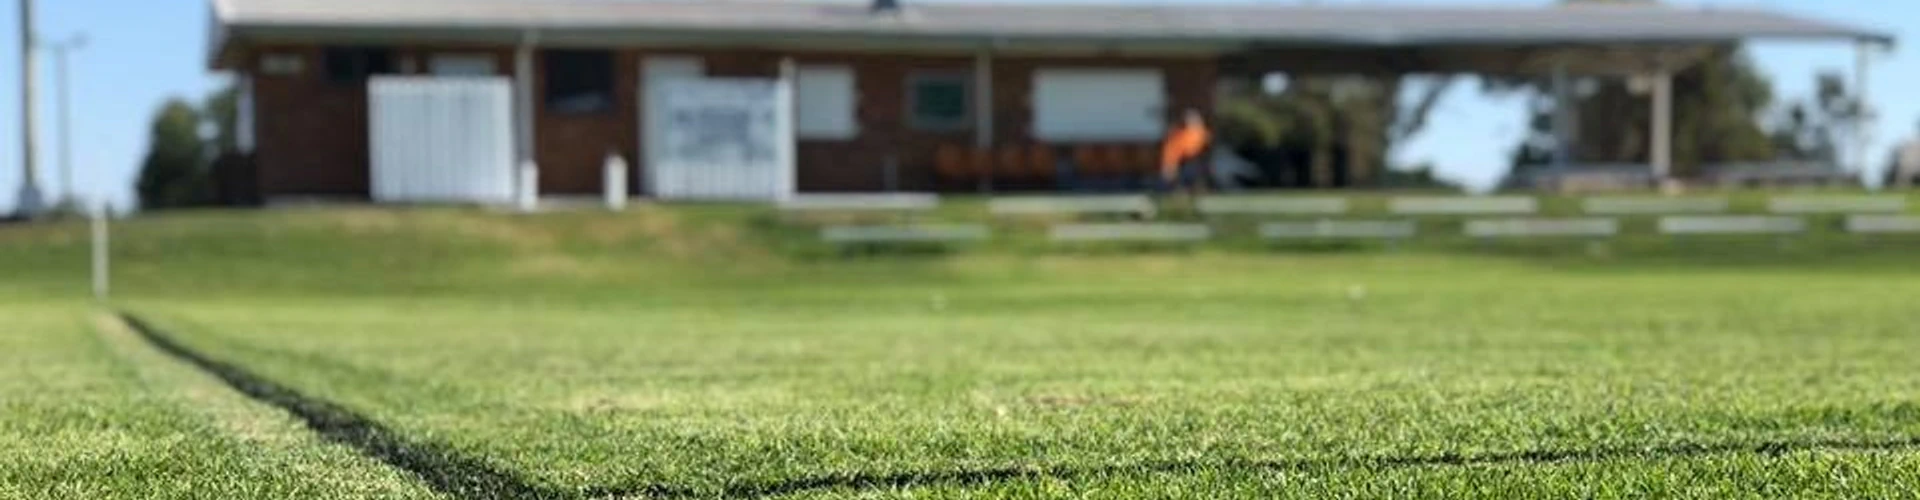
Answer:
[780,193,941,213]
[1050,223,1211,243]
[1465,218,1620,238]
[1582,197,1729,215]
[991,195,1155,218]
[1768,196,1907,214]
[1198,197,1349,216]
[821,224,990,244]
[1390,196,1538,216]
[1845,215,1920,234]
[1659,216,1808,235]
[1260,220,1416,240]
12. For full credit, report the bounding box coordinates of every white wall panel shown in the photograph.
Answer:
[1032,69,1166,141]
[368,77,515,204]
[795,65,857,139]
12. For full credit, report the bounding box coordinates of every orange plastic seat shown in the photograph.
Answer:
[1098,145,1130,177]
[967,149,994,179]
[1073,146,1102,176]
[1131,144,1161,176]
[996,147,1027,180]
[1026,145,1057,181]
[935,145,968,181]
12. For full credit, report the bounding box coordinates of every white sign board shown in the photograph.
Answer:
[647,78,794,201]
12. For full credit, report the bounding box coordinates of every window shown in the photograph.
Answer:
[795,66,858,139]
[260,53,305,76]
[545,50,615,114]
[429,54,499,77]
[323,47,395,84]
[907,73,970,130]
[1031,69,1166,141]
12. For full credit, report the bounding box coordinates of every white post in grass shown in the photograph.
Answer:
[516,160,539,213]
[90,201,108,302]
[604,151,628,211]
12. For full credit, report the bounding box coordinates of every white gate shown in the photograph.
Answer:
[645,77,795,201]
[368,77,515,204]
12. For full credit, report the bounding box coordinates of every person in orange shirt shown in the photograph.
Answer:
[1159,110,1211,193]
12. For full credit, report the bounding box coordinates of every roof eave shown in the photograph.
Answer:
[214,21,1894,49]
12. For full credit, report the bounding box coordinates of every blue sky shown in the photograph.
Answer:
[0,0,1912,211]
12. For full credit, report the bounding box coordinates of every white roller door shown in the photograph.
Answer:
[1032,69,1166,141]
[368,77,515,204]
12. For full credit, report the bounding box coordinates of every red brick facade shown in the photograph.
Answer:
[242,44,1217,199]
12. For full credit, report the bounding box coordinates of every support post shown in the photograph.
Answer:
[513,31,539,212]
[1650,70,1674,189]
[1854,40,1876,184]
[778,57,798,200]
[1551,62,1576,171]
[973,48,993,149]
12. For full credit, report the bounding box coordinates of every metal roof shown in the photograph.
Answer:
[212,0,1891,46]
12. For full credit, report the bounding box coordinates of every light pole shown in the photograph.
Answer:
[48,34,83,209]
[15,0,43,218]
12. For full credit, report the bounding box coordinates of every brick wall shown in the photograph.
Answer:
[250,45,373,199]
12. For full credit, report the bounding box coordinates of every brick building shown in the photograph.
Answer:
[208,0,1887,203]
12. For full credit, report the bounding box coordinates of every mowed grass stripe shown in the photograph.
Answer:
[586,439,1920,499]
[762,451,1920,499]
[0,303,440,500]
[13,208,1920,499]
[116,313,562,500]
[107,312,1920,500]
[131,292,1920,499]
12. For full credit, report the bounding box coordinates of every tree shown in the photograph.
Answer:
[134,99,214,210]
[1216,74,1455,188]
[1770,72,1861,165]
[135,86,239,210]
[1498,46,1778,183]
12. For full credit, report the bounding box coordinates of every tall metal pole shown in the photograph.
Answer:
[52,36,81,208]
[15,0,43,217]
[1550,62,1575,171]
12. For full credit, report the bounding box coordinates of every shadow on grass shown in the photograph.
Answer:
[120,313,1920,500]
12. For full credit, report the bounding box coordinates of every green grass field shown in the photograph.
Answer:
[6,205,1920,498]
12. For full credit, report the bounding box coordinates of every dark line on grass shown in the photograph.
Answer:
[585,436,1920,499]
[118,313,573,500]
